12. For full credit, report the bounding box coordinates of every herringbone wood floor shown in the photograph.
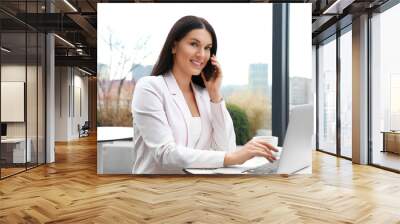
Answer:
[1,135,400,223]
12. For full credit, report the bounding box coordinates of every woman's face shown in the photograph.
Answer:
[172,28,213,77]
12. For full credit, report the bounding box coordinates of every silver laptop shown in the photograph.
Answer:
[245,104,314,174]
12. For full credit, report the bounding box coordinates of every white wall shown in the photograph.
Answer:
[72,73,89,138]
[1,63,46,164]
[1,65,31,138]
[55,67,69,141]
[55,67,89,141]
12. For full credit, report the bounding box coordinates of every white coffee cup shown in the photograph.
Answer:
[252,135,281,158]
[252,135,278,147]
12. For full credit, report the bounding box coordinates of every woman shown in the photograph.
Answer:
[131,15,277,174]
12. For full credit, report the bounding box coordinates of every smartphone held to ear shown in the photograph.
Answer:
[202,59,216,81]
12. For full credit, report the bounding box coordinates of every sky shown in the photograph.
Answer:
[98,3,311,85]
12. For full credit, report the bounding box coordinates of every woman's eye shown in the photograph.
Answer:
[191,42,198,47]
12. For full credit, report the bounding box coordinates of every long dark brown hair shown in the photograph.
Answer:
[150,15,217,88]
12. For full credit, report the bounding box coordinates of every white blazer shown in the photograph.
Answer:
[131,71,236,174]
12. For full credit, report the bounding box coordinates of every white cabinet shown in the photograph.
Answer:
[1,138,32,163]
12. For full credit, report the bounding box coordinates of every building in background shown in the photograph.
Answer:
[248,63,269,98]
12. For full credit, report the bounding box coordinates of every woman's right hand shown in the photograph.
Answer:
[223,139,279,166]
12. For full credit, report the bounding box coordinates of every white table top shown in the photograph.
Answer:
[1,138,28,143]
[184,147,312,175]
[97,127,133,142]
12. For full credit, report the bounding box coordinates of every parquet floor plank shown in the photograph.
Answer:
[1,135,400,223]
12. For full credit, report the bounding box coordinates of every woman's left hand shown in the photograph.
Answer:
[201,55,223,102]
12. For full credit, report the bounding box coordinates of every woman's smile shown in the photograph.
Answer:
[190,59,203,68]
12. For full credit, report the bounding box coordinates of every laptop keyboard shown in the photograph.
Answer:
[245,162,279,174]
